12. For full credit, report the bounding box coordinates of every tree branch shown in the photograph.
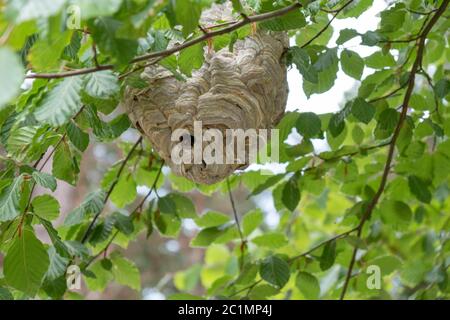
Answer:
[25,2,312,80]
[226,178,246,270]
[81,136,143,244]
[301,0,353,48]
[339,0,449,300]
[83,161,164,269]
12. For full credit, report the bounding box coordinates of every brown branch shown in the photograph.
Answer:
[80,136,143,243]
[367,85,406,103]
[301,0,353,48]
[288,227,358,263]
[339,0,449,300]
[380,35,420,44]
[92,42,100,67]
[419,68,440,116]
[83,161,164,269]
[25,2,309,80]
[226,178,245,270]
[229,226,358,298]
[407,8,438,16]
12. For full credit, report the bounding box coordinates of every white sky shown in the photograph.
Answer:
[259,0,389,227]
[287,0,387,114]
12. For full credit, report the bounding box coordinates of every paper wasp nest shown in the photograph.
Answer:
[123,4,289,184]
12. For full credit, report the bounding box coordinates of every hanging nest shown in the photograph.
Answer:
[122,4,289,184]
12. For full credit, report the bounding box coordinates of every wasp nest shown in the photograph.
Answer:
[123,4,289,184]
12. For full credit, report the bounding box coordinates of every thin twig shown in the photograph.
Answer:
[301,0,353,48]
[25,2,307,80]
[226,178,246,269]
[339,0,449,299]
[80,136,143,243]
[228,226,358,298]
[368,85,406,103]
[83,161,164,269]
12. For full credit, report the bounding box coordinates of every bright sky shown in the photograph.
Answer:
[255,0,389,229]
[145,0,390,299]
[287,0,387,115]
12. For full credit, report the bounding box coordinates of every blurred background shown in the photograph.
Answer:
[18,0,391,299]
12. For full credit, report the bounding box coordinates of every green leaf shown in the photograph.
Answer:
[336,28,359,45]
[289,47,317,83]
[259,256,290,289]
[6,0,65,23]
[295,272,320,299]
[252,232,288,249]
[64,241,90,259]
[110,252,141,291]
[341,0,374,18]
[379,200,412,227]
[368,255,402,276]
[28,31,72,72]
[281,176,300,211]
[112,212,134,235]
[4,228,50,296]
[83,71,119,99]
[351,125,364,145]
[249,284,280,299]
[303,48,339,97]
[190,227,223,247]
[351,98,375,124]
[434,79,450,98]
[6,126,44,162]
[168,293,204,300]
[178,43,204,77]
[52,141,79,185]
[174,264,202,291]
[341,50,364,80]
[31,194,60,221]
[172,0,202,37]
[0,175,24,222]
[154,212,182,238]
[72,0,123,20]
[260,7,306,31]
[365,52,396,69]
[247,174,285,198]
[361,31,381,46]
[158,193,196,219]
[295,112,322,138]
[34,77,83,127]
[319,240,336,271]
[296,15,333,47]
[32,171,57,192]
[328,112,346,137]
[374,108,399,139]
[38,218,70,257]
[45,247,69,281]
[89,17,138,65]
[0,287,13,300]
[195,211,230,228]
[345,236,368,249]
[242,209,263,236]
[0,48,25,110]
[64,190,105,226]
[85,261,113,292]
[110,175,137,208]
[408,175,431,203]
[66,121,89,152]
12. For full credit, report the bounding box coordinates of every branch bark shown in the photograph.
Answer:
[339,0,449,299]
[25,3,305,80]
[80,136,143,243]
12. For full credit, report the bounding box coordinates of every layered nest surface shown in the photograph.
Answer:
[123,4,289,184]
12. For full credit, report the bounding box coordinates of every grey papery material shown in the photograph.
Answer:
[123,17,289,184]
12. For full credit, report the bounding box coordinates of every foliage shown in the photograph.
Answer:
[0,0,449,301]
